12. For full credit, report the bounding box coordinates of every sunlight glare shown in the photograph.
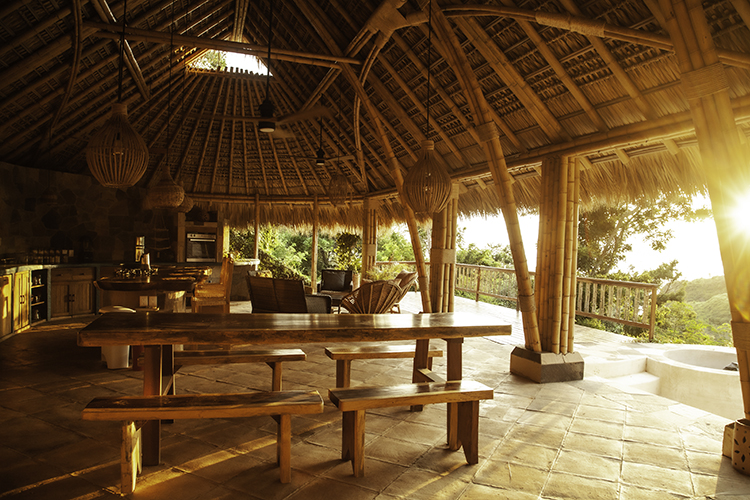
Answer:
[226,52,268,75]
[731,193,750,237]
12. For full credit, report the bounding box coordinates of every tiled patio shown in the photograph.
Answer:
[1,295,749,499]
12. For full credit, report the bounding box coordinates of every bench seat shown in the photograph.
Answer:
[174,348,306,391]
[328,380,493,477]
[83,391,323,493]
[324,344,443,388]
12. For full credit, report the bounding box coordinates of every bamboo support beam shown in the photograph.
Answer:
[430,0,540,350]
[84,21,362,68]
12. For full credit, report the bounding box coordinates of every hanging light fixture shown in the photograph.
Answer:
[400,1,452,215]
[146,6,184,210]
[85,0,148,189]
[258,0,275,133]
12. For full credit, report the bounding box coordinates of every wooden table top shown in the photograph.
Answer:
[77,312,512,347]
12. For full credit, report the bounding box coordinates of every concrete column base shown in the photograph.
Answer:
[509,347,584,383]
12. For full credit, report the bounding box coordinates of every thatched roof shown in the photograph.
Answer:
[2,0,749,228]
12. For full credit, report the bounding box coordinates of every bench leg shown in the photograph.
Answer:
[121,421,141,495]
[336,360,351,388]
[277,414,292,483]
[267,361,282,391]
[341,410,366,476]
[457,400,480,464]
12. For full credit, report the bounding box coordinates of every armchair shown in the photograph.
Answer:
[340,280,402,314]
[247,275,332,313]
[317,269,353,310]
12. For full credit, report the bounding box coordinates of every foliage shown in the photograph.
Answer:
[333,232,362,272]
[229,228,255,260]
[456,243,513,268]
[653,300,731,346]
[363,263,409,281]
[577,194,709,276]
[190,50,227,70]
[690,293,731,326]
[376,229,415,262]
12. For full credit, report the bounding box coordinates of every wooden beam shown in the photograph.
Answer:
[84,21,362,68]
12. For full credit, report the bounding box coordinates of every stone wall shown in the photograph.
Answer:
[0,163,177,263]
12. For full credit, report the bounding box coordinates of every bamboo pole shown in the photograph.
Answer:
[430,1,540,350]
[311,195,318,289]
[253,193,260,260]
[568,158,581,352]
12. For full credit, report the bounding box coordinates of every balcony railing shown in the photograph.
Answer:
[375,261,658,340]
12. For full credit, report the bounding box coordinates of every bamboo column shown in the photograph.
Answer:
[361,197,378,278]
[534,156,580,354]
[658,0,750,419]
[311,195,319,290]
[253,192,260,260]
[430,183,459,314]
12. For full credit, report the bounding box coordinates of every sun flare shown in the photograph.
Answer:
[731,194,750,236]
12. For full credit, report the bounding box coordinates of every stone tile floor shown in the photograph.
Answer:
[1,296,749,499]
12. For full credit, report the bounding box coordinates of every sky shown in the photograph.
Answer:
[458,204,724,282]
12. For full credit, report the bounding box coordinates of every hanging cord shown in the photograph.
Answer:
[117,0,128,102]
[265,0,274,99]
[426,0,432,138]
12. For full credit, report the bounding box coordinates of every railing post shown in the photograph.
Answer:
[649,286,657,342]
[475,267,481,301]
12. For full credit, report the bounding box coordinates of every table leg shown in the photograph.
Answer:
[446,338,463,451]
[411,339,431,412]
[142,345,163,466]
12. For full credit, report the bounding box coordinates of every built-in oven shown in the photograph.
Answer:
[186,232,217,262]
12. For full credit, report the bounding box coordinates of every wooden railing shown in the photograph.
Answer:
[375,261,658,340]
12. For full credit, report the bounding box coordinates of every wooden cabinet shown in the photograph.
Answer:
[51,267,94,318]
[1,275,11,338]
[13,270,30,331]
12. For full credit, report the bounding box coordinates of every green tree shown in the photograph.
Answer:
[333,232,362,272]
[191,50,227,70]
[577,194,709,276]
[653,300,726,345]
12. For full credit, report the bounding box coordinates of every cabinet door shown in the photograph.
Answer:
[13,271,30,330]
[1,275,11,337]
[51,283,69,318]
[69,281,93,315]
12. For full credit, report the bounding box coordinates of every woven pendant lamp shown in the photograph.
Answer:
[398,4,451,215]
[328,173,351,207]
[401,140,452,214]
[146,164,184,209]
[85,0,148,189]
[176,191,194,213]
[86,103,149,188]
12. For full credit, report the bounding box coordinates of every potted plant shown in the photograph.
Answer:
[333,233,362,289]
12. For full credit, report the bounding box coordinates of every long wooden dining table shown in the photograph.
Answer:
[78,311,511,465]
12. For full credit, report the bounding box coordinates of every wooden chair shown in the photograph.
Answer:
[340,280,402,314]
[247,275,332,313]
[391,270,418,313]
[192,257,234,313]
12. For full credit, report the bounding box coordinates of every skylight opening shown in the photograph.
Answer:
[189,50,270,76]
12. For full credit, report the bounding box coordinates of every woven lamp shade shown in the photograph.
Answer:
[176,193,194,213]
[85,103,149,189]
[401,140,452,214]
[328,173,352,207]
[146,165,184,209]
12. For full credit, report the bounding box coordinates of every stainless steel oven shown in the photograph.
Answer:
[186,232,217,262]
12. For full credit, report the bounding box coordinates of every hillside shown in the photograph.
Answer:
[679,276,727,303]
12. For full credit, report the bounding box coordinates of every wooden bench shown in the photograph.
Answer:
[328,380,493,477]
[82,391,324,494]
[174,348,306,390]
[324,345,443,388]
